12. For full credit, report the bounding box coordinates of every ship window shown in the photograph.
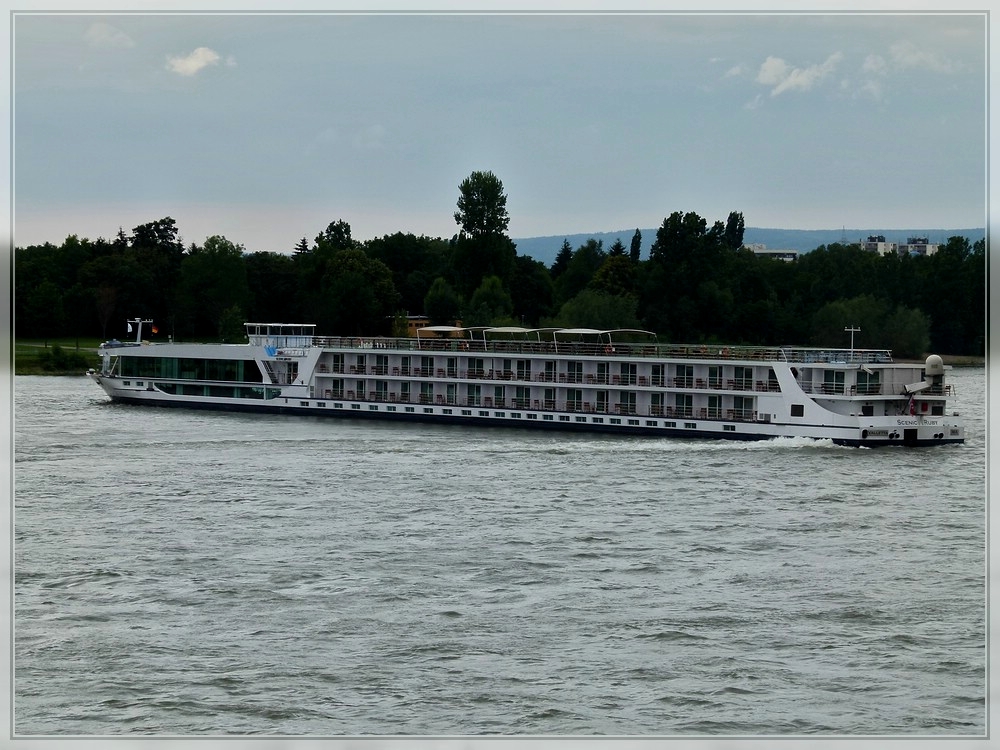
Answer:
[559,415,570,421]
[724,424,736,432]
[462,409,472,416]
[351,404,361,410]
[646,420,657,427]
[369,405,378,411]
[423,407,433,414]
[443,409,452,415]
[405,406,415,412]
[628,419,640,426]
[610,418,621,425]
[387,406,396,412]
[791,404,804,417]
[862,404,874,417]
[684,422,696,429]
[592,417,603,424]
[480,411,490,417]
[527,413,537,419]
[575,416,586,422]
[543,414,554,421]
[664,421,676,427]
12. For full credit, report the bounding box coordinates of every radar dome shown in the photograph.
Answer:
[925,354,945,377]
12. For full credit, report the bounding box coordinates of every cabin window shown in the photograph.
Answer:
[734,395,754,420]
[708,365,722,389]
[823,370,845,394]
[674,393,692,418]
[420,382,434,403]
[400,382,410,401]
[544,361,557,381]
[675,364,693,388]
[420,356,434,375]
[446,384,457,404]
[620,362,637,385]
[619,391,636,415]
[566,361,583,383]
[469,357,485,377]
[400,355,410,375]
[791,404,804,417]
[861,404,874,417]
[597,361,610,384]
[516,359,531,381]
[708,394,721,418]
[566,389,583,411]
[733,366,753,390]
[650,393,664,415]
[597,390,609,412]
[651,364,665,387]
[515,386,530,408]
[375,354,388,374]
[544,388,556,409]
[446,357,457,377]
[467,384,481,406]
[857,370,881,395]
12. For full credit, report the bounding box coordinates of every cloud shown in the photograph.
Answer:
[756,52,843,96]
[166,47,223,76]
[889,40,959,73]
[724,64,744,78]
[85,22,135,49]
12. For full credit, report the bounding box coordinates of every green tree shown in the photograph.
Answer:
[629,229,642,263]
[551,239,573,278]
[465,275,513,327]
[723,211,745,250]
[454,170,510,237]
[547,288,640,330]
[423,277,463,325]
[509,255,554,327]
[554,238,605,307]
[176,235,250,338]
[590,254,636,298]
[317,248,399,334]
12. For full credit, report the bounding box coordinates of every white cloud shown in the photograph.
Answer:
[889,40,959,73]
[166,47,222,76]
[757,52,843,96]
[724,64,744,78]
[85,22,134,49]
[862,54,888,75]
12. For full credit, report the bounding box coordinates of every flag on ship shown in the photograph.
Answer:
[152,325,159,334]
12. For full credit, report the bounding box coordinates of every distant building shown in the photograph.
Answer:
[404,315,463,337]
[746,243,799,262]
[899,236,938,256]
[862,235,897,256]
[861,234,937,257]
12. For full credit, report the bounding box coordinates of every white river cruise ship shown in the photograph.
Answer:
[89,319,965,447]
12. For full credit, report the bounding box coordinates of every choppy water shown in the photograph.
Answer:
[12,369,986,737]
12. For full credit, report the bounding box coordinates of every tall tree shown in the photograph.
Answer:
[451,171,516,296]
[629,229,642,263]
[454,170,510,237]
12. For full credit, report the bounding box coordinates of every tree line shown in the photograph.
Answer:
[14,170,985,358]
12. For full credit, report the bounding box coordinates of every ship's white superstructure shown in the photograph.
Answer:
[88,319,965,447]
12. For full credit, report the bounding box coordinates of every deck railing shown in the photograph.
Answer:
[307,336,893,364]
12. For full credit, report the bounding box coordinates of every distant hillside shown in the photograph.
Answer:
[513,227,985,267]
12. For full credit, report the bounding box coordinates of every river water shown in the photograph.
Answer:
[11,368,987,739]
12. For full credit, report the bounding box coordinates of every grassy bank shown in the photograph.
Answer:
[14,339,103,375]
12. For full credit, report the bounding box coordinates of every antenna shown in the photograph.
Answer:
[845,325,860,360]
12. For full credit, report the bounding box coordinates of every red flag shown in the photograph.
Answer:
[152,325,159,334]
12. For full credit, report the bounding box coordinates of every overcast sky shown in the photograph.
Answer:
[10,5,990,254]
